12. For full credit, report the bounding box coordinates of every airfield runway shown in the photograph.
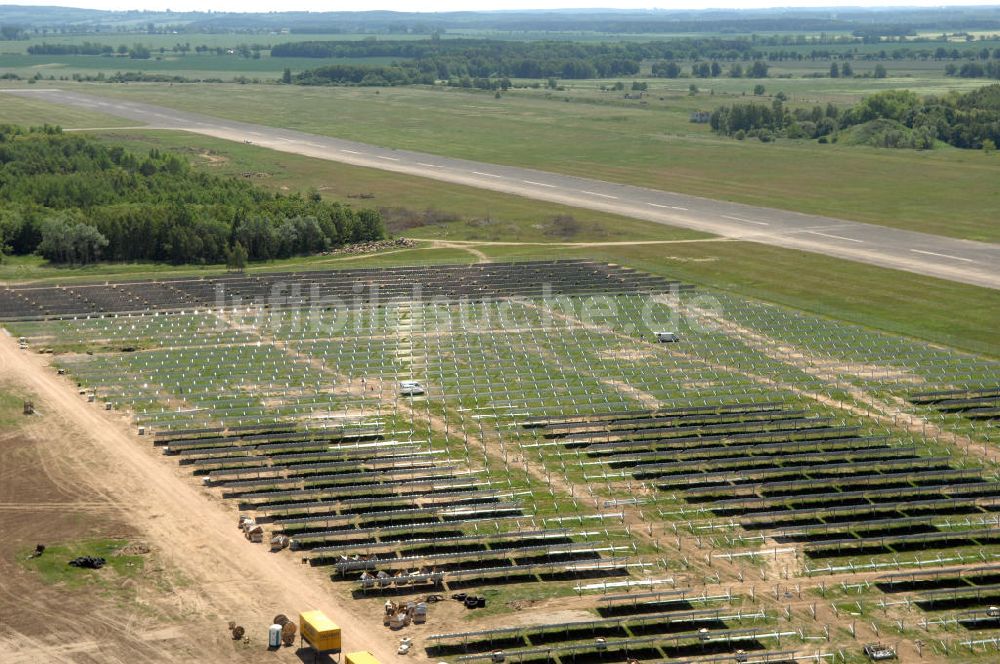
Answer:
[5,88,998,290]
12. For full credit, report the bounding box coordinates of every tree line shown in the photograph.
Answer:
[946,60,1000,78]
[26,40,269,58]
[276,38,646,81]
[651,60,770,78]
[27,41,153,58]
[0,126,384,265]
[277,36,1000,86]
[709,84,1000,150]
[1,25,30,40]
[292,64,434,87]
[272,36,1000,65]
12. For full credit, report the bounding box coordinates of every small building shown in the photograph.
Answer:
[300,611,341,657]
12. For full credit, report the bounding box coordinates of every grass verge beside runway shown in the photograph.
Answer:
[0,92,138,129]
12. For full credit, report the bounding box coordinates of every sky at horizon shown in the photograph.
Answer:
[5,1,1000,16]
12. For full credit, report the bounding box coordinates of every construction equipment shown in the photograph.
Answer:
[238,515,264,543]
[270,534,290,551]
[22,401,34,415]
[383,599,425,629]
[68,556,106,569]
[388,611,409,630]
[413,602,427,624]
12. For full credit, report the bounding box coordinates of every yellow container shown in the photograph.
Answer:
[346,651,381,664]
[299,611,341,653]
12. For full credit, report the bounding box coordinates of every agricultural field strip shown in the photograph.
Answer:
[4,88,999,289]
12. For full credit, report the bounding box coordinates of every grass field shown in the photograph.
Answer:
[0,388,26,429]
[20,539,145,590]
[17,79,995,242]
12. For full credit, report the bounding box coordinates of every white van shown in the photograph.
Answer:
[399,380,425,396]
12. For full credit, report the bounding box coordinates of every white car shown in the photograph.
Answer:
[399,380,425,396]
[656,331,680,343]
[398,638,413,655]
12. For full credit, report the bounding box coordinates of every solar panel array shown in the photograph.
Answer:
[0,260,681,320]
[4,258,998,662]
